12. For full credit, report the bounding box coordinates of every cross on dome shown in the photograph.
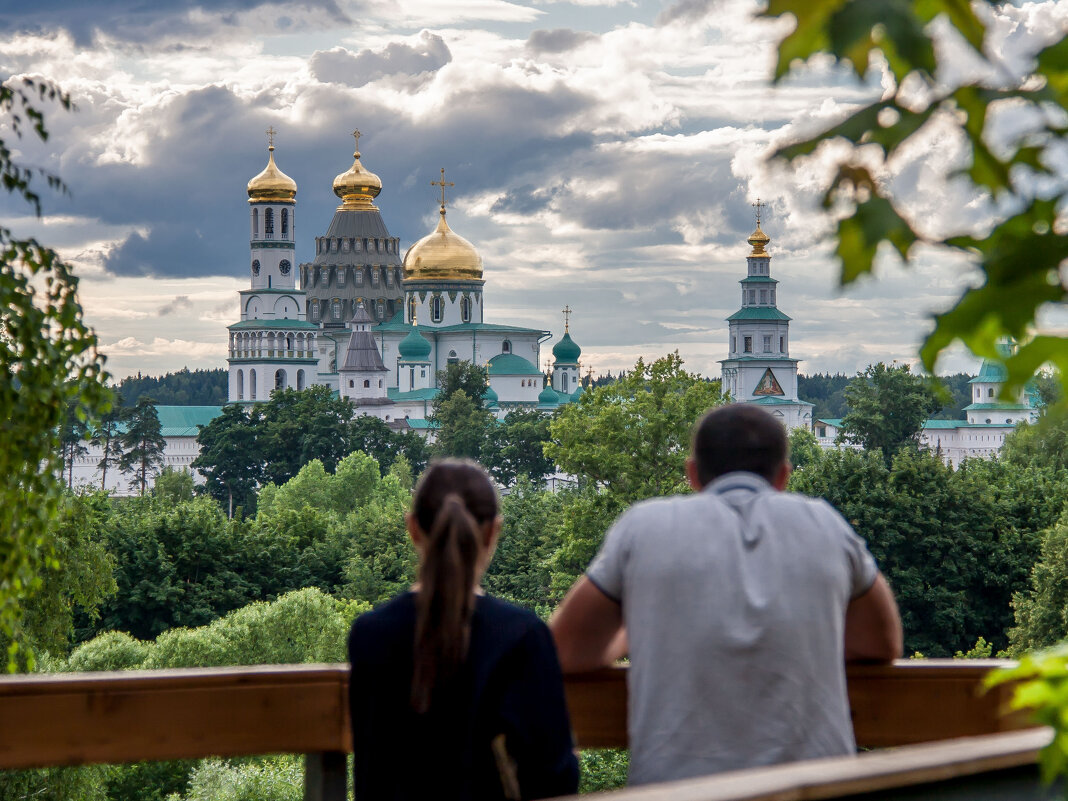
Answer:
[266,126,277,150]
[562,304,572,332]
[352,128,361,156]
[752,198,765,226]
[431,167,455,214]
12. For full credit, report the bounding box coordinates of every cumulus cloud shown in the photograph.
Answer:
[525,29,596,54]
[310,32,452,87]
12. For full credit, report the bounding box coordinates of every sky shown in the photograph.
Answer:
[3,0,1067,380]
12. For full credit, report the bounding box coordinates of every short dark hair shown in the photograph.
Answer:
[691,404,789,486]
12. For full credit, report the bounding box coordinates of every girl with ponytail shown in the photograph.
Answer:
[348,459,579,801]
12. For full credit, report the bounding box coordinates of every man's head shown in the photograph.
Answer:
[688,404,790,490]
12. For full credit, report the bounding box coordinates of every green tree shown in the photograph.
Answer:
[431,389,493,460]
[788,426,823,471]
[153,467,194,504]
[0,78,110,667]
[193,404,264,516]
[1008,510,1068,654]
[766,0,1068,395]
[840,363,942,464]
[433,359,489,409]
[546,353,723,502]
[58,397,89,490]
[119,396,166,496]
[347,414,429,476]
[483,408,555,487]
[91,407,123,491]
[259,386,356,484]
[1002,404,1068,472]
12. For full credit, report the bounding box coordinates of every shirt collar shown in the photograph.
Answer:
[704,471,774,496]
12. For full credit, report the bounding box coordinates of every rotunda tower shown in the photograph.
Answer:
[551,305,582,394]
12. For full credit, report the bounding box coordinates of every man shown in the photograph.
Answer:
[550,404,902,785]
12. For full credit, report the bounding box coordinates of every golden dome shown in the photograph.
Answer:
[247,146,297,203]
[748,224,770,257]
[333,131,382,210]
[403,209,483,282]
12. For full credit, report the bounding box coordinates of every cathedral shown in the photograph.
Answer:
[226,132,585,425]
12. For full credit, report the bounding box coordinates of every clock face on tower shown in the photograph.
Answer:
[251,259,260,276]
[279,259,291,276]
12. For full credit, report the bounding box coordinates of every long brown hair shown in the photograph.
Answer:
[410,459,499,713]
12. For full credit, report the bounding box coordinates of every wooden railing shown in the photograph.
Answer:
[0,661,1041,800]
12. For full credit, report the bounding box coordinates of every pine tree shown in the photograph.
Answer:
[119,397,166,496]
[91,410,123,491]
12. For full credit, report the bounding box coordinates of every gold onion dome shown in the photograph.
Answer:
[333,132,382,210]
[247,145,297,203]
[748,223,770,257]
[402,209,483,282]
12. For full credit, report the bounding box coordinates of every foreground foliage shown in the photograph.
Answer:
[767,0,1068,396]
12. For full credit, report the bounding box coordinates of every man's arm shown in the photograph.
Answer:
[549,576,626,673]
[844,572,903,662]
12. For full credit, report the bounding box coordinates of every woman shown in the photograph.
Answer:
[347,459,579,801]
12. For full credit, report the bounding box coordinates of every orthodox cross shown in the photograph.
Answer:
[752,198,765,225]
[586,365,594,387]
[562,304,572,332]
[352,128,361,155]
[266,126,277,149]
[431,168,455,212]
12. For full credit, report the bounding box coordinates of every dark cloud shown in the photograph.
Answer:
[525,29,596,54]
[158,295,193,316]
[0,0,349,46]
[490,184,561,215]
[656,0,715,26]
[310,33,452,88]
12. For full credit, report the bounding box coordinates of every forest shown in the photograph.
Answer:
[12,355,1068,800]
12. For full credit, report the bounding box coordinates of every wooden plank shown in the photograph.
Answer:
[550,728,1053,801]
[0,660,1038,770]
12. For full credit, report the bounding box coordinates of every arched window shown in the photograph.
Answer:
[562,373,569,392]
[502,340,511,354]
[988,387,994,397]
[460,295,471,322]
[431,295,444,322]
[264,208,274,237]
[250,369,257,400]
[377,299,384,319]
[237,369,244,400]
[332,299,341,318]
[408,295,416,323]
[363,379,370,388]
[297,370,305,390]
[281,208,289,239]
[275,369,286,391]
[252,209,259,238]
[349,380,355,388]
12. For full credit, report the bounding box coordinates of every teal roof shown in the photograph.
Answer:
[538,383,560,407]
[398,326,432,360]
[570,385,585,402]
[487,353,541,376]
[747,396,814,407]
[406,418,439,430]
[373,316,548,338]
[727,307,791,321]
[922,419,967,430]
[228,319,318,330]
[552,332,581,364]
[375,309,409,332]
[963,402,1032,411]
[815,418,842,427]
[155,406,224,437]
[739,276,778,284]
[387,387,440,402]
[969,360,1008,384]
[483,384,499,409]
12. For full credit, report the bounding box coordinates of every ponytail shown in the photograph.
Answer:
[411,493,481,713]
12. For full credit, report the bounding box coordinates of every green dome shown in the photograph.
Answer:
[483,384,499,408]
[398,326,431,360]
[552,332,581,365]
[570,385,585,402]
[538,383,559,406]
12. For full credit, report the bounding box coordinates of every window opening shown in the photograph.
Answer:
[264,208,274,237]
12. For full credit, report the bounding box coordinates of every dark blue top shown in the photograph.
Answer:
[347,592,579,801]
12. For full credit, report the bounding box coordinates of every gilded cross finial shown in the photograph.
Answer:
[562,304,572,333]
[431,167,455,214]
[752,198,765,226]
[266,126,277,150]
[586,365,594,387]
[352,128,361,156]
